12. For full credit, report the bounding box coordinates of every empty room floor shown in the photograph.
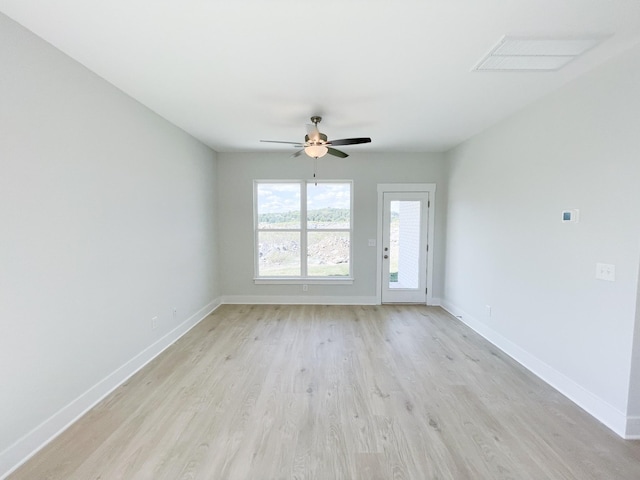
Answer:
[9,304,640,479]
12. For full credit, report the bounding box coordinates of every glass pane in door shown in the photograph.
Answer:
[389,200,421,289]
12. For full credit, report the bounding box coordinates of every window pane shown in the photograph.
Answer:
[258,231,301,276]
[257,183,301,229]
[307,232,350,277]
[307,183,350,229]
[389,200,420,288]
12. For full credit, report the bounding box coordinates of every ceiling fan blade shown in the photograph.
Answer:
[260,140,303,145]
[327,137,372,146]
[327,147,349,158]
[291,149,304,158]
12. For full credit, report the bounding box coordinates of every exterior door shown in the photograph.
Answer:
[381,192,429,303]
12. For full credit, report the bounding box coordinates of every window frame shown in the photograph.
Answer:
[253,179,354,285]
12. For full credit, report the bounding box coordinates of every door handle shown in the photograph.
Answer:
[383,255,389,259]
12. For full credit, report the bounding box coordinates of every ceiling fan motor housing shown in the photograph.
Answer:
[305,133,328,145]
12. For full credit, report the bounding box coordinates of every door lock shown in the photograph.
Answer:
[383,255,389,259]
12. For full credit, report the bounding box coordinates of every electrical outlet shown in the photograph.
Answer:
[302,284,308,292]
[172,308,177,321]
[596,263,615,282]
[485,305,492,318]
[152,316,158,330]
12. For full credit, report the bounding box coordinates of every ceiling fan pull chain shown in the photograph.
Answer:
[314,157,318,185]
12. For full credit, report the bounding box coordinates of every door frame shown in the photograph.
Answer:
[376,183,436,305]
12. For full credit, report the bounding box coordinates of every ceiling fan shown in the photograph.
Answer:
[260,116,371,159]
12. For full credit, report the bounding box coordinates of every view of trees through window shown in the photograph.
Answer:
[256,181,351,278]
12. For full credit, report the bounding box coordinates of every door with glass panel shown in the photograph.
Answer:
[381,192,429,303]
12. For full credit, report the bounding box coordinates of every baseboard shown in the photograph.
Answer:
[429,296,443,306]
[0,297,222,480]
[625,416,640,439]
[220,295,443,307]
[440,299,629,439]
[221,295,378,305]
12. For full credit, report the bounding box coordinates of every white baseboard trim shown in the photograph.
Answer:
[221,295,379,305]
[0,297,222,480]
[625,416,640,439]
[429,296,443,306]
[440,299,629,439]
[219,295,445,307]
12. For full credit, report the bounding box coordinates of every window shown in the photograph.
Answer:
[254,180,352,282]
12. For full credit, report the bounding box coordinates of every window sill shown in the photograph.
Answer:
[254,277,354,285]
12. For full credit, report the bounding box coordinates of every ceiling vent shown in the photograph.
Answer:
[473,36,606,72]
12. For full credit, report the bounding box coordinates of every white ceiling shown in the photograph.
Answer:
[2,0,640,153]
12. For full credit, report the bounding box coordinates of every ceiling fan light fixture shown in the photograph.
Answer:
[304,144,328,158]
[261,116,371,159]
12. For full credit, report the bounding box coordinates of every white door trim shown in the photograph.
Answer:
[376,183,436,305]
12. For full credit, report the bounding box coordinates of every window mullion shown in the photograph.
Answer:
[301,180,307,278]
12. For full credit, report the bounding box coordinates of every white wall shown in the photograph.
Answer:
[0,13,219,475]
[217,152,447,303]
[443,44,640,436]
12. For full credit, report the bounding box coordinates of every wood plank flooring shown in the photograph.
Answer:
[10,305,640,479]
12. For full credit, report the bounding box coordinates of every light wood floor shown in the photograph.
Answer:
[10,305,640,479]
